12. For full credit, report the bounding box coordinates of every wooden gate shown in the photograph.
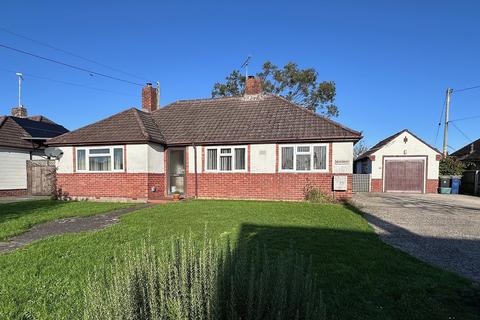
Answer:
[27,160,56,196]
[384,159,425,193]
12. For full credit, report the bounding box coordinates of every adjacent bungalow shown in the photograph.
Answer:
[354,129,442,193]
[451,138,480,170]
[0,106,69,196]
[48,77,362,202]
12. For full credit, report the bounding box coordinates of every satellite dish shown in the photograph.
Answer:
[45,147,63,159]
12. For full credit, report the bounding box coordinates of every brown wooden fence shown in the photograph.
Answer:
[26,160,56,196]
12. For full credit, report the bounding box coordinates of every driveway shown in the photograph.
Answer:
[353,193,480,282]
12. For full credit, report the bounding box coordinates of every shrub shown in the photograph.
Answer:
[84,235,325,320]
[303,183,336,204]
[439,156,465,176]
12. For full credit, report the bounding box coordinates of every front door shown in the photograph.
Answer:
[168,148,186,194]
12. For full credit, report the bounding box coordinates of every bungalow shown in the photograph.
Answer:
[47,77,362,201]
[354,129,442,193]
[451,138,480,170]
[0,106,69,196]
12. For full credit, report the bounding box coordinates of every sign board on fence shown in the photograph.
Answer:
[333,175,347,191]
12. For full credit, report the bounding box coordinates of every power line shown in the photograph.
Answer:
[0,42,144,86]
[0,67,137,97]
[0,26,149,82]
[434,94,445,147]
[450,114,480,123]
[450,122,473,142]
[453,85,480,93]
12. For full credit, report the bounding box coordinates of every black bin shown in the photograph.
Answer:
[439,176,451,188]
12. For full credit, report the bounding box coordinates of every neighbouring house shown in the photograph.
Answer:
[354,129,441,193]
[451,138,480,170]
[0,106,69,196]
[47,77,362,202]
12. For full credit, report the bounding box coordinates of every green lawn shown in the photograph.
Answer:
[0,200,133,241]
[0,200,478,319]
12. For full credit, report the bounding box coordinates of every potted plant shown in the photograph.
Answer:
[172,191,182,201]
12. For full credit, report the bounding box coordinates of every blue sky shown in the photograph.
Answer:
[1,1,479,152]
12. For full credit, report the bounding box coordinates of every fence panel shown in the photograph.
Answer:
[461,170,479,196]
[27,160,56,196]
[353,174,371,193]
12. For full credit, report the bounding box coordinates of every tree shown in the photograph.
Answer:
[212,61,339,117]
[353,140,369,159]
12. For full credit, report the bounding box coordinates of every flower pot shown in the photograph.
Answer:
[172,194,181,201]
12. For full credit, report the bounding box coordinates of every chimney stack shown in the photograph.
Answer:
[142,83,158,113]
[11,106,27,118]
[245,76,263,95]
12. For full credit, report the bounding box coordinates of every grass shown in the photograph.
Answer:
[0,200,478,319]
[0,200,133,240]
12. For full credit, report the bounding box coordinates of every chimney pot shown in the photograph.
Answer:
[142,83,158,112]
[245,76,263,95]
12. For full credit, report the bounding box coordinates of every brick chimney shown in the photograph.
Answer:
[245,76,263,95]
[11,106,27,118]
[142,83,158,112]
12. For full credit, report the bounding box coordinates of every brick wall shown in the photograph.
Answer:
[185,173,351,200]
[0,189,27,197]
[426,179,438,193]
[371,179,382,192]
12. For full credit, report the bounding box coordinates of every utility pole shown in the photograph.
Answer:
[442,88,453,157]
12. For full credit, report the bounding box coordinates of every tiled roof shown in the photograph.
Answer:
[48,108,165,146]
[451,138,480,161]
[48,94,362,146]
[0,115,68,149]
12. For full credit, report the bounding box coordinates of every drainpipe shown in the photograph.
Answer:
[193,142,198,199]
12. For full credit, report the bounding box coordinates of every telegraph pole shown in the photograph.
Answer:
[442,88,453,157]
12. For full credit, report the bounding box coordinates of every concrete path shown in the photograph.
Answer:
[0,204,152,253]
[353,193,480,282]
[0,196,50,204]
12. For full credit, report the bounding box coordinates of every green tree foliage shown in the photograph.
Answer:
[212,61,339,117]
[439,156,465,176]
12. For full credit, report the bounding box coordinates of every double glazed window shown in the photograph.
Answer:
[206,146,247,172]
[280,144,328,172]
[76,147,124,172]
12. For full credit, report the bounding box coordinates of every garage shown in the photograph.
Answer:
[384,158,425,193]
[354,129,441,194]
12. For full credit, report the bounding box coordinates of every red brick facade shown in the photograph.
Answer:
[0,189,27,197]
[57,142,352,201]
[371,179,382,192]
[426,179,438,193]
[57,173,165,201]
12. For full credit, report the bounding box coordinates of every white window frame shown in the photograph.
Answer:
[205,145,248,173]
[279,143,329,173]
[76,146,125,173]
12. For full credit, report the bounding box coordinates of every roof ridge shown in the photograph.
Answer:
[272,95,362,137]
[136,108,167,143]
[132,108,152,141]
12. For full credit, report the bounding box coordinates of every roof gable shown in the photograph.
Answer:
[451,138,480,159]
[357,129,441,160]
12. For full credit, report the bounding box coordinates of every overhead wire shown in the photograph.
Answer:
[0,26,149,82]
[0,42,144,86]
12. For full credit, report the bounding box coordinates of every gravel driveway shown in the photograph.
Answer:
[353,193,480,282]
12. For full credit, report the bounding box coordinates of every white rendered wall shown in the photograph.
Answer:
[148,143,165,173]
[370,131,440,179]
[56,146,73,173]
[332,142,353,174]
[250,144,276,173]
[187,146,203,173]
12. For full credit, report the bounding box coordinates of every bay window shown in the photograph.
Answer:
[206,146,247,172]
[280,144,328,172]
[76,146,124,172]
